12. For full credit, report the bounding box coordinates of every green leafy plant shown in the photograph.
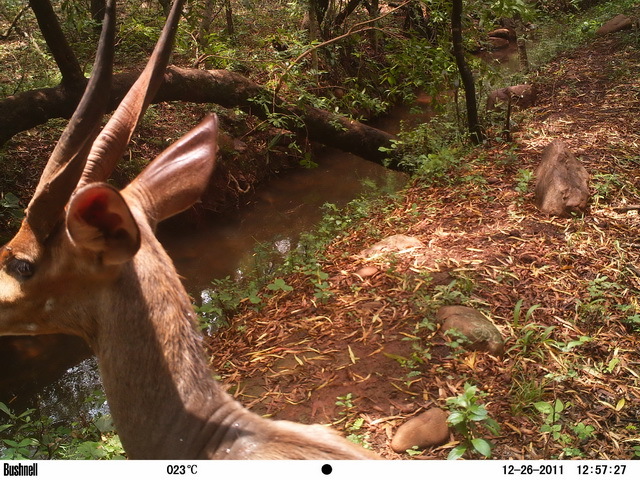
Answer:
[512,299,541,328]
[534,399,596,458]
[334,394,372,449]
[0,395,124,460]
[379,117,467,178]
[446,383,500,459]
[508,323,556,361]
[194,277,262,331]
[576,275,624,322]
[297,263,332,301]
[267,277,293,292]
[433,277,474,306]
[536,399,570,442]
[443,328,470,358]
[515,168,534,195]
[1,192,24,237]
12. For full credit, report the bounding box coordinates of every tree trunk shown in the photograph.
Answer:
[0,67,397,168]
[224,0,234,36]
[157,0,171,16]
[331,0,363,33]
[307,0,320,71]
[451,0,483,144]
[366,0,380,53]
[197,0,217,46]
[90,0,106,23]
[28,0,84,88]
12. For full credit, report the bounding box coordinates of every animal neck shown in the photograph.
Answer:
[87,238,235,459]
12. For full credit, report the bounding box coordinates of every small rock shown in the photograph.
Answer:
[596,14,636,36]
[359,234,425,259]
[355,266,379,278]
[219,132,247,153]
[488,27,517,41]
[436,305,505,356]
[487,84,537,112]
[391,407,450,453]
[488,36,510,50]
[534,140,590,217]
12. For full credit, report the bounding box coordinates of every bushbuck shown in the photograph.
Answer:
[0,0,379,460]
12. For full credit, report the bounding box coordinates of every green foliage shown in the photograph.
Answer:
[446,383,500,459]
[576,274,633,324]
[195,276,263,331]
[0,192,23,231]
[443,328,471,357]
[193,190,391,331]
[267,277,293,292]
[433,277,474,305]
[296,263,332,301]
[381,117,469,178]
[512,299,541,328]
[334,393,372,449]
[534,398,596,458]
[383,37,456,102]
[487,0,535,23]
[514,168,534,195]
[0,393,124,460]
[591,173,625,206]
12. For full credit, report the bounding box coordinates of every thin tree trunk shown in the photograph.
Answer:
[307,0,320,71]
[0,5,28,39]
[157,0,171,16]
[90,0,106,22]
[197,0,217,45]
[28,0,84,88]
[332,0,363,32]
[224,0,234,36]
[451,0,483,144]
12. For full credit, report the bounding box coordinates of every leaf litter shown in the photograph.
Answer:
[204,29,640,459]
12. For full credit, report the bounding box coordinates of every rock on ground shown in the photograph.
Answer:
[436,305,505,356]
[534,139,590,217]
[390,407,450,453]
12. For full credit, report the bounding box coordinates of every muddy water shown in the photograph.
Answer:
[158,149,406,295]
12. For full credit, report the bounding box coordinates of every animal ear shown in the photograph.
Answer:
[123,114,218,229]
[66,183,141,265]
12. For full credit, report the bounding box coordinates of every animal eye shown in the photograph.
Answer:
[7,258,35,279]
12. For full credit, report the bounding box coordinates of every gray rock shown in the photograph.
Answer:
[391,407,450,453]
[359,234,425,259]
[436,305,505,356]
[534,140,590,217]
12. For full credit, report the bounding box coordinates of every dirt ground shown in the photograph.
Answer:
[204,27,640,460]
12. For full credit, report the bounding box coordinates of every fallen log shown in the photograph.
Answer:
[0,66,397,168]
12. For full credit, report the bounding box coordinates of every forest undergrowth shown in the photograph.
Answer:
[204,19,640,460]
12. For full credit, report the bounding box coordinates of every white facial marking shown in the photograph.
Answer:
[0,270,22,303]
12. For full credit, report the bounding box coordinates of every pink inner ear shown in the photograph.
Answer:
[76,190,122,233]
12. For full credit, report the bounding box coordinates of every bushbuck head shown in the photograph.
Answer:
[0,0,214,338]
[0,0,379,459]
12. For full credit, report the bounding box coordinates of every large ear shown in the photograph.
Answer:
[122,114,219,229]
[66,184,141,265]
